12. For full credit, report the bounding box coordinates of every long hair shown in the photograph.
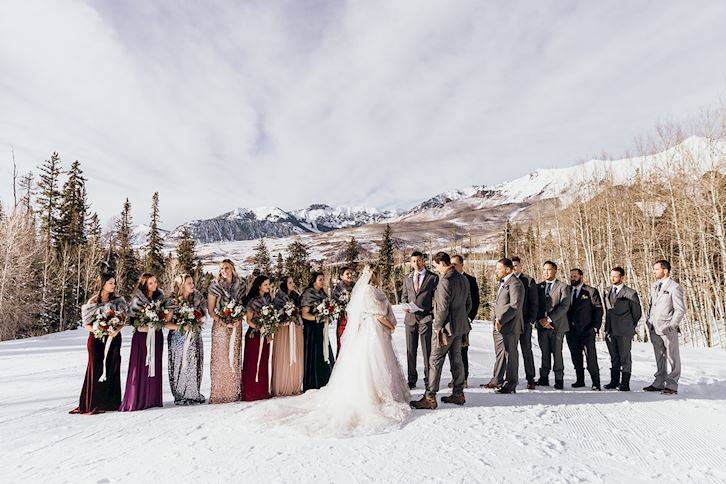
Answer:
[279,275,293,295]
[217,259,238,281]
[306,271,325,291]
[173,273,193,300]
[90,272,116,304]
[244,275,270,306]
[137,272,162,300]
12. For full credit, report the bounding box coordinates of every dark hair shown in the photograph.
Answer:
[570,268,583,276]
[339,266,354,275]
[451,254,464,264]
[611,266,625,276]
[244,275,270,305]
[411,250,424,259]
[543,260,558,270]
[497,258,514,269]
[433,251,451,265]
[137,273,162,300]
[307,271,325,289]
[511,256,521,263]
[655,259,671,271]
[91,272,116,304]
[279,275,293,295]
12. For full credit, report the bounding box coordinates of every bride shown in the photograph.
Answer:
[249,265,411,437]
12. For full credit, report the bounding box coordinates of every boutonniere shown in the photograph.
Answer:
[581,294,589,300]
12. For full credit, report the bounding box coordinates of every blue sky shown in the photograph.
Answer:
[1,1,725,228]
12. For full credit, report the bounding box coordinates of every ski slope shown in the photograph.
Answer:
[1,309,725,483]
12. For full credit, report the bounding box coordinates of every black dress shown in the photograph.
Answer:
[300,287,335,391]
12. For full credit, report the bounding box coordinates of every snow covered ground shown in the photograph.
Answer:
[2,309,726,483]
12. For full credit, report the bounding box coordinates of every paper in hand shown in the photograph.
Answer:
[400,302,423,313]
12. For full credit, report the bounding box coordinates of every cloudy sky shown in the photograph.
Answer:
[2,1,725,228]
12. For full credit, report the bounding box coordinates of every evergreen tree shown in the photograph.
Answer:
[274,252,284,281]
[57,160,87,247]
[18,171,34,214]
[145,192,165,274]
[478,264,493,320]
[87,212,102,243]
[253,238,272,276]
[36,152,63,249]
[116,199,140,296]
[377,225,395,299]
[176,226,197,275]
[285,238,311,287]
[343,236,360,268]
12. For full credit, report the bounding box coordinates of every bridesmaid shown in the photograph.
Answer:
[271,276,304,396]
[332,267,355,354]
[301,272,335,391]
[167,273,207,405]
[71,272,128,415]
[241,275,273,401]
[207,259,245,404]
[120,273,173,412]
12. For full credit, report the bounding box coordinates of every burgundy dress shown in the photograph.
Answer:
[241,294,272,401]
[120,290,167,411]
[70,297,128,415]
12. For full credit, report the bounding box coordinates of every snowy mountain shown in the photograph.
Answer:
[129,224,170,247]
[168,204,398,244]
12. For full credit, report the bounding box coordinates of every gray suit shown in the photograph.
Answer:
[400,269,439,387]
[604,284,641,373]
[426,268,471,398]
[489,275,524,391]
[536,279,571,381]
[647,278,684,391]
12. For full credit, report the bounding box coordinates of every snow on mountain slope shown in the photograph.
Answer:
[2,315,725,482]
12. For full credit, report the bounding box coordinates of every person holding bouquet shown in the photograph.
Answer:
[207,259,246,403]
[166,273,207,405]
[120,273,174,412]
[71,271,128,415]
[301,272,335,391]
[271,276,304,396]
[332,267,355,355]
[241,275,274,401]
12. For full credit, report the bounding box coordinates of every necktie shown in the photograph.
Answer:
[414,273,421,293]
[574,287,580,300]
[545,282,552,296]
[656,282,662,294]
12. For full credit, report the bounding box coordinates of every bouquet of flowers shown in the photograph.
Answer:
[279,300,299,324]
[332,292,350,321]
[134,300,168,331]
[312,298,336,323]
[91,307,122,340]
[220,300,244,324]
[254,304,281,339]
[175,301,205,335]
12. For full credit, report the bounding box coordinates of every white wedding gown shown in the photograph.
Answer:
[249,268,411,437]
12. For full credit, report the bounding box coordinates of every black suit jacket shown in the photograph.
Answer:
[567,284,604,333]
[463,272,480,321]
[516,273,539,323]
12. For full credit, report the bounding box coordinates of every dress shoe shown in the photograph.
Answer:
[604,369,620,390]
[643,385,663,392]
[662,388,678,395]
[482,382,501,390]
[410,395,437,409]
[495,387,516,394]
[618,372,631,392]
[441,394,465,405]
[535,377,550,387]
[408,382,417,390]
[526,381,536,390]
[554,380,564,390]
[591,384,601,391]
[572,369,585,387]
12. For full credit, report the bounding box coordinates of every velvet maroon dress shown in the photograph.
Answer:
[241,294,272,401]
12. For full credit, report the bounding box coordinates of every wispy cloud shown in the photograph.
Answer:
[1,0,725,227]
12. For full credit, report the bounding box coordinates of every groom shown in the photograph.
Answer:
[411,251,471,409]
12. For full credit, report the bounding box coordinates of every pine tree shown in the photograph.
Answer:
[478,264,493,320]
[274,252,284,281]
[343,236,360,268]
[18,171,34,214]
[145,192,165,275]
[377,224,395,300]
[253,238,272,276]
[87,212,102,243]
[176,226,197,275]
[285,238,311,287]
[116,199,140,297]
[36,153,63,249]
[57,160,87,247]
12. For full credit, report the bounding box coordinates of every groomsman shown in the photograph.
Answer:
[410,252,471,409]
[566,269,604,390]
[536,261,571,390]
[489,258,524,393]
[643,260,684,395]
[603,266,642,391]
[512,256,539,390]
[450,255,480,388]
[400,251,439,390]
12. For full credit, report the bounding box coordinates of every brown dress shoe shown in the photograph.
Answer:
[661,388,678,395]
[441,394,465,405]
[526,382,536,390]
[482,382,501,389]
[410,395,438,409]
